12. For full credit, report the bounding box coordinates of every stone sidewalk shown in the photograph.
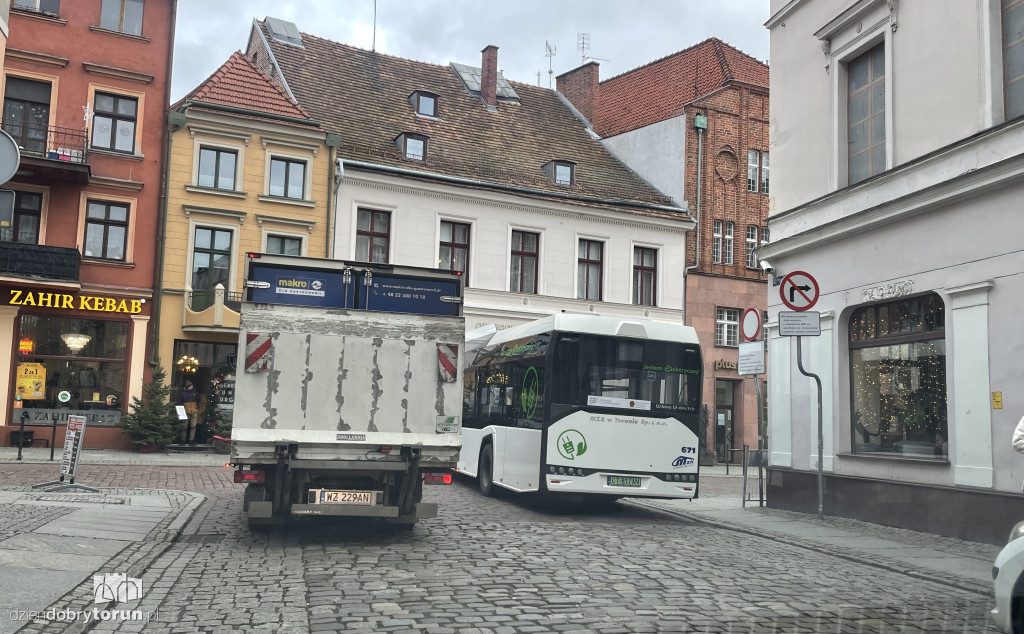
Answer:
[0,447,227,467]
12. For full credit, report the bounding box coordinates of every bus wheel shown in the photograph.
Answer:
[478,444,497,497]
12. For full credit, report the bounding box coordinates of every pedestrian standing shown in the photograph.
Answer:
[178,381,199,443]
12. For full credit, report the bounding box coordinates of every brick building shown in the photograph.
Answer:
[0,0,177,449]
[558,39,770,463]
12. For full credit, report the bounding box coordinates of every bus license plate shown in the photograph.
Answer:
[607,476,641,487]
[318,490,375,505]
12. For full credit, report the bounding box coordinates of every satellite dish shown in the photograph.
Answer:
[0,128,21,185]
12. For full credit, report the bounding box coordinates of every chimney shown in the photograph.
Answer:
[556,61,600,129]
[481,45,498,109]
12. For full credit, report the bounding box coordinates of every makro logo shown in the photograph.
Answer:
[277,278,309,288]
[94,574,143,603]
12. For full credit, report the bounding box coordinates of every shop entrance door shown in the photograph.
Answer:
[715,379,735,463]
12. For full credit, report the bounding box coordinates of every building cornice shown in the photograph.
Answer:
[344,172,694,234]
[5,47,68,68]
[183,110,324,145]
[765,0,810,29]
[82,62,154,84]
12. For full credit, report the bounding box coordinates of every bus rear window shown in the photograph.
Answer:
[550,335,701,415]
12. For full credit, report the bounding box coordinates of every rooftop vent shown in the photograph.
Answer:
[266,17,303,47]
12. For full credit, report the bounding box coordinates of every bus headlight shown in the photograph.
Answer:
[558,466,566,475]
[549,466,556,474]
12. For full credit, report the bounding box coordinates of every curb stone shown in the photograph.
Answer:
[625,498,993,598]
[11,489,207,634]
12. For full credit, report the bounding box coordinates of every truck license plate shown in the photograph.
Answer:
[607,476,642,487]
[317,489,375,505]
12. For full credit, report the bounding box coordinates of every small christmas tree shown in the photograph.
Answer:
[120,363,179,448]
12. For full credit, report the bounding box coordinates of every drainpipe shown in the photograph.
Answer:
[682,113,707,326]
[324,134,341,258]
[151,110,186,367]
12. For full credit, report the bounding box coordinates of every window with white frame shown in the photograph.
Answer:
[716,308,740,347]
[848,43,886,185]
[761,227,769,245]
[198,147,237,190]
[761,151,770,194]
[266,234,302,256]
[268,157,306,199]
[747,150,759,193]
[1004,0,1024,119]
[723,222,734,265]
[712,220,722,264]
[745,226,758,269]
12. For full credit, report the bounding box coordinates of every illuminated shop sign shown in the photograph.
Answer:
[3,289,145,314]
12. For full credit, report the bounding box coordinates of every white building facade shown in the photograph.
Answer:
[763,0,1024,544]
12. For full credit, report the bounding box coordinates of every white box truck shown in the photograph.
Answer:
[232,254,464,528]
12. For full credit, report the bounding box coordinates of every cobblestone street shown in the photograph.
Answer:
[0,464,998,633]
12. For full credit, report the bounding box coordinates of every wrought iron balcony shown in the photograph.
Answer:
[6,123,88,164]
[0,241,81,281]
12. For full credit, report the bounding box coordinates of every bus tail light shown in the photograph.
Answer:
[234,469,265,484]
[424,473,452,485]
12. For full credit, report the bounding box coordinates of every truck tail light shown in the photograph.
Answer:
[424,473,452,485]
[380,445,392,454]
[233,469,266,484]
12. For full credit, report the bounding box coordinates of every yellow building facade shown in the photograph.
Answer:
[156,52,334,441]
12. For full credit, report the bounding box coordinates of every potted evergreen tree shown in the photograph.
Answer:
[119,363,179,451]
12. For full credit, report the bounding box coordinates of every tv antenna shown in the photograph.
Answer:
[545,41,557,88]
[577,32,607,64]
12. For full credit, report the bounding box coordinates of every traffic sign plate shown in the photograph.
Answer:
[778,311,821,337]
[741,307,761,342]
[780,271,819,311]
[738,341,765,375]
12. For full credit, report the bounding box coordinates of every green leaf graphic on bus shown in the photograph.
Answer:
[521,366,539,419]
[557,429,587,461]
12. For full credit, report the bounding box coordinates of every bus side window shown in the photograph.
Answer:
[511,360,545,429]
[463,369,477,428]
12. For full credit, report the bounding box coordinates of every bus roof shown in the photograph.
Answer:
[479,314,700,348]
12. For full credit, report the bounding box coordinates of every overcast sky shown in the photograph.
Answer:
[172,1,770,102]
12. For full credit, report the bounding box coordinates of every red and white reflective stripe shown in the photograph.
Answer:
[437,344,458,383]
[245,333,272,373]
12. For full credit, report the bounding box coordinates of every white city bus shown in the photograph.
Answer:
[458,314,703,500]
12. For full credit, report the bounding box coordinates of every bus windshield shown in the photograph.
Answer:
[549,334,701,418]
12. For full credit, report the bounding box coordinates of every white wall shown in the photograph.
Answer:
[600,117,687,205]
[334,170,692,329]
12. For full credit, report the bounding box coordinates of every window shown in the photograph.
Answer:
[198,147,237,190]
[266,235,301,256]
[398,133,427,161]
[439,220,470,278]
[13,0,59,14]
[848,43,886,185]
[747,150,759,193]
[761,151,770,194]
[268,157,306,199]
[3,77,51,155]
[554,162,574,186]
[745,226,758,269]
[849,294,946,457]
[83,200,129,261]
[412,91,437,117]
[761,227,770,245]
[1005,0,1024,118]
[577,239,603,300]
[356,209,390,263]
[0,191,42,244]
[632,246,656,306]
[191,227,232,290]
[100,0,144,36]
[712,220,722,264]
[510,230,538,294]
[716,308,740,347]
[723,222,734,265]
[91,92,137,153]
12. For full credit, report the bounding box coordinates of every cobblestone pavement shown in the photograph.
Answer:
[0,465,998,633]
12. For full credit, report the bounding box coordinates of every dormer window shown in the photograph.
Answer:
[410,91,438,117]
[396,133,428,161]
[543,160,576,186]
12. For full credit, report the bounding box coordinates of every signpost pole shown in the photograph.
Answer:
[49,415,57,461]
[754,375,764,507]
[795,336,824,521]
[16,410,25,461]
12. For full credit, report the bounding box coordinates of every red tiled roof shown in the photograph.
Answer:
[596,38,769,138]
[258,23,683,216]
[175,51,315,126]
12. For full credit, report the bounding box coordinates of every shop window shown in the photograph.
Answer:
[14,315,128,426]
[171,340,237,442]
[849,293,947,458]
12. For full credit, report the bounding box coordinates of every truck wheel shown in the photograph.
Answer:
[478,444,497,497]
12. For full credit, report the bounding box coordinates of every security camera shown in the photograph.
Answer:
[759,260,774,275]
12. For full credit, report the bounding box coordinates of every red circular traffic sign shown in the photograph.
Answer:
[779,271,819,311]
[741,307,761,342]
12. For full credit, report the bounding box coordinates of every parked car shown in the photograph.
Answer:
[993,521,1024,632]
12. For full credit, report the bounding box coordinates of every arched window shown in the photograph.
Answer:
[849,293,946,457]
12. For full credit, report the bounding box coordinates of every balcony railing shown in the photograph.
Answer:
[6,123,88,164]
[0,242,81,281]
[189,289,242,313]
